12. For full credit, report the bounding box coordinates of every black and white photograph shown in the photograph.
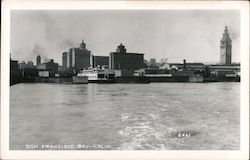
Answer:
[1,1,249,160]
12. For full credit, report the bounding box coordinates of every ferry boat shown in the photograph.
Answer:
[77,68,116,83]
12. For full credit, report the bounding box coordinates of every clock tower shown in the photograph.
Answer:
[220,26,232,64]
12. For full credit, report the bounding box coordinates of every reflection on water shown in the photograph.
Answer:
[10,83,240,150]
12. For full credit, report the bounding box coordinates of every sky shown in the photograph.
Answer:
[10,10,240,65]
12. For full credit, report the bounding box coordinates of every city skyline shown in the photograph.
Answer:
[11,10,240,65]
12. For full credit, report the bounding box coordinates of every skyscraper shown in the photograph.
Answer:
[220,26,232,64]
[36,55,41,66]
[62,40,92,72]
[62,52,67,68]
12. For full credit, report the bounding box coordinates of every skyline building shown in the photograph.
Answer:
[37,59,58,73]
[62,52,67,68]
[93,56,109,68]
[220,26,232,64]
[36,55,41,66]
[109,44,144,70]
[62,40,92,72]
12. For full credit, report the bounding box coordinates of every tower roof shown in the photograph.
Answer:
[116,43,126,53]
[80,39,85,45]
[80,39,86,49]
[221,26,231,42]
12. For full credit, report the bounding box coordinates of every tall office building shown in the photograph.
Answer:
[220,26,232,64]
[62,40,92,72]
[67,49,73,68]
[62,52,67,68]
[36,55,41,66]
[109,43,144,70]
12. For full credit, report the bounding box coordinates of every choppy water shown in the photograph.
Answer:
[10,83,240,150]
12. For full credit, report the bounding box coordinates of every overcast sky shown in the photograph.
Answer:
[11,10,240,65]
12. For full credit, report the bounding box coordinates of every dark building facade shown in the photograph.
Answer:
[93,56,109,68]
[62,40,92,72]
[62,52,67,68]
[11,59,18,70]
[109,44,144,70]
[220,26,232,64]
[74,47,91,70]
[36,55,41,66]
[37,59,58,72]
[10,59,21,85]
